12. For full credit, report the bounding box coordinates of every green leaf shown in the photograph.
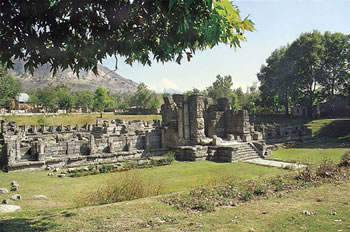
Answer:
[168,0,178,13]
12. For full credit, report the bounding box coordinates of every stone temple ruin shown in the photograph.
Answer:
[0,94,312,171]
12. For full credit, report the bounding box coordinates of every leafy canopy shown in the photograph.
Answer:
[0,0,254,75]
[0,63,22,107]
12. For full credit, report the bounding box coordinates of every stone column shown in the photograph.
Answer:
[177,102,184,139]
[5,140,16,166]
[188,94,206,145]
[145,131,150,150]
[161,128,166,149]
[183,100,190,141]
[89,135,96,155]
[41,124,46,133]
[109,137,115,153]
[0,120,7,133]
[173,94,187,144]
[32,125,37,133]
[37,139,45,161]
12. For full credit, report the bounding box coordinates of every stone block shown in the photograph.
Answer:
[0,188,9,194]
[0,205,21,213]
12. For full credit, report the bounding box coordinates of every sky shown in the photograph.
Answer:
[102,0,350,93]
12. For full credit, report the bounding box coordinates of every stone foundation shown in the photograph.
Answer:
[1,119,168,172]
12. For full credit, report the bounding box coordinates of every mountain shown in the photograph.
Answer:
[9,60,138,95]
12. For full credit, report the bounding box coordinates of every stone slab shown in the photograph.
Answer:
[0,205,21,213]
[243,158,306,169]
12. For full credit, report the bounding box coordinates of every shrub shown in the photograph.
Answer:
[0,144,5,170]
[297,166,316,182]
[271,178,284,192]
[88,164,94,171]
[283,165,295,170]
[241,191,253,201]
[37,116,47,126]
[315,159,339,179]
[164,152,175,164]
[75,170,163,206]
[99,164,113,173]
[123,161,138,169]
[339,151,350,167]
[253,185,267,196]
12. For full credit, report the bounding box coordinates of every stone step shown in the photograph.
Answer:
[236,154,260,160]
[237,153,260,159]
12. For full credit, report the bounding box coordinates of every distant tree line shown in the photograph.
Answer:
[0,61,162,114]
[257,30,350,117]
[28,83,162,113]
[0,62,22,108]
[184,74,261,115]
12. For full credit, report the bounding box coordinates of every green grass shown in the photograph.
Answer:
[2,180,349,231]
[268,118,350,165]
[306,118,350,137]
[1,113,162,126]
[0,161,285,211]
[1,116,350,231]
[270,147,349,165]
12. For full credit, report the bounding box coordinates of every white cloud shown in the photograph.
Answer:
[161,78,177,90]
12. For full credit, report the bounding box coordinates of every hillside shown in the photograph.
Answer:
[9,60,138,95]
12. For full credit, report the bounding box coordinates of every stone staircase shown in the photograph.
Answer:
[208,142,261,163]
[232,143,261,162]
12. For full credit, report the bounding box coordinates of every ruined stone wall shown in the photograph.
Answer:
[1,119,166,171]
[161,95,266,162]
[255,124,312,144]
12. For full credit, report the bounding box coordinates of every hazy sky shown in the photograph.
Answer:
[102,0,350,93]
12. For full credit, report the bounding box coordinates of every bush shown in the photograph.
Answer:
[75,170,163,206]
[271,178,284,192]
[339,151,350,167]
[99,164,113,173]
[0,144,5,170]
[240,191,253,201]
[123,161,138,169]
[253,185,267,196]
[315,159,339,179]
[297,166,316,182]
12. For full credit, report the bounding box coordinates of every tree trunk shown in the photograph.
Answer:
[284,87,289,117]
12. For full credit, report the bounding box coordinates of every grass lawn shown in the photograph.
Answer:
[1,179,349,231]
[270,147,348,165]
[268,118,350,165]
[0,161,285,211]
[1,116,350,231]
[1,113,162,126]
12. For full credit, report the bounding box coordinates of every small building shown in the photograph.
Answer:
[292,105,308,117]
[318,95,350,116]
[14,93,34,113]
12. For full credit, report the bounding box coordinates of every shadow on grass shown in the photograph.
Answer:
[0,217,59,232]
[314,119,350,138]
[295,119,350,149]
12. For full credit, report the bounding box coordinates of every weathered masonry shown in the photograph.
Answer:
[1,119,166,171]
[1,94,312,171]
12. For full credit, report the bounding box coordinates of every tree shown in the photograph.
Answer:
[207,75,233,101]
[0,0,254,74]
[0,62,22,107]
[75,91,95,112]
[288,30,324,117]
[131,83,161,110]
[93,86,113,117]
[35,85,58,112]
[318,32,350,97]
[257,46,297,116]
[56,85,75,111]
